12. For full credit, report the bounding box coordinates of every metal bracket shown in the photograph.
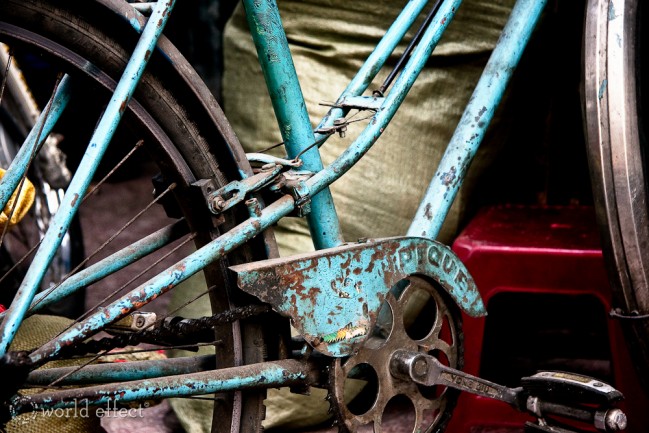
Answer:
[107,312,157,334]
[281,170,314,218]
[336,95,384,111]
[203,163,283,215]
[230,237,486,357]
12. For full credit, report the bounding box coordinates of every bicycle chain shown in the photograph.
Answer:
[52,304,272,359]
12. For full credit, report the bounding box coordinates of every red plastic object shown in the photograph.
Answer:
[445,206,649,433]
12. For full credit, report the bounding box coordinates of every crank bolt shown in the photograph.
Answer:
[135,316,146,328]
[390,350,429,383]
[605,409,627,432]
[594,408,627,432]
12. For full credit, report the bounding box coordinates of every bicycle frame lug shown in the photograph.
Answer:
[230,237,485,357]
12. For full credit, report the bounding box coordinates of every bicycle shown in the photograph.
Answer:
[0,0,641,432]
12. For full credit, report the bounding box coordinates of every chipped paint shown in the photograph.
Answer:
[598,78,608,100]
[0,0,177,358]
[306,0,462,201]
[242,0,342,249]
[13,359,317,414]
[608,2,617,20]
[231,237,485,357]
[408,0,547,239]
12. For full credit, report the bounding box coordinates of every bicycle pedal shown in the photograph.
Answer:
[521,371,623,406]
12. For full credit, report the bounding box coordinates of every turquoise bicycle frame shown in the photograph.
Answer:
[2,0,547,410]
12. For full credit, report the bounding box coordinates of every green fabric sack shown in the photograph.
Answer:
[171,0,515,431]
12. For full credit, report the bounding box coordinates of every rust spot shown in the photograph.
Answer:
[440,166,457,187]
[120,100,127,114]
[424,203,433,220]
[474,106,487,122]
[71,193,80,207]
[145,49,152,61]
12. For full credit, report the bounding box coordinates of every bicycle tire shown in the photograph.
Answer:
[584,0,649,389]
[0,1,280,431]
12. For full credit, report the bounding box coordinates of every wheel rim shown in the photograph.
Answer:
[584,0,649,389]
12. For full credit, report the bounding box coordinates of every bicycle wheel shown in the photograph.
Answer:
[0,0,281,431]
[584,0,649,388]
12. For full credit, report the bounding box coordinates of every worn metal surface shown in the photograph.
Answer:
[26,355,216,386]
[408,0,547,239]
[231,237,484,357]
[28,195,295,364]
[306,0,462,197]
[207,163,282,214]
[0,0,177,358]
[391,350,519,405]
[584,0,649,386]
[242,0,343,250]
[13,220,188,317]
[335,95,385,111]
[11,359,318,415]
[0,75,71,212]
[313,0,431,144]
[328,275,463,432]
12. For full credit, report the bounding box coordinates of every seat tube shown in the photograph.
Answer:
[242,0,344,250]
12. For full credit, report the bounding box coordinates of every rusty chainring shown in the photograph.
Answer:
[327,275,463,433]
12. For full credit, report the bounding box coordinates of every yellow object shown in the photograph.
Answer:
[0,167,35,228]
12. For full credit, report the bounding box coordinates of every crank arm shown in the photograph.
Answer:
[389,350,627,432]
[390,349,522,407]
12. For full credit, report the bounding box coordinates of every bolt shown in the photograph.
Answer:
[593,382,604,387]
[212,197,226,211]
[135,316,146,328]
[605,409,628,431]
[413,357,428,378]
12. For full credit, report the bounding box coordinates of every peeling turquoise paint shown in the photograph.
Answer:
[0,0,177,358]
[408,0,547,239]
[232,237,485,357]
[599,78,608,100]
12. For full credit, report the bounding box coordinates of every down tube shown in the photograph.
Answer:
[242,0,343,250]
[408,0,547,238]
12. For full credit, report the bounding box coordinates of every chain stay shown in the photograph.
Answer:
[51,304,272,359]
